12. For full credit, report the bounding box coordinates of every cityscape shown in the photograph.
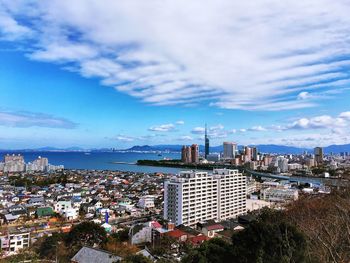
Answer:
[1,1,350,263]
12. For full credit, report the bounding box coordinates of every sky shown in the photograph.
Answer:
[1,0,350,149]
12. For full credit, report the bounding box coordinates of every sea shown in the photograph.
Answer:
[0,151,183,174]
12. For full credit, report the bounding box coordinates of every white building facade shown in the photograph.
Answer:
[164,169,247,226]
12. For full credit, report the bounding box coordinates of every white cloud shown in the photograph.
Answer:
[287,114,348,130]
[248,126,266,132]
[178,135,193,141]
[191,127,205,134]
[209,124,224,132]
[176,120,185,125]
[1,1,350,110]
[148,123,175,132]
[297,92,310,100]
[113,135,135,142]
[0,111,77,129]
[269,132,350,148]
[339,111,350,120]
[0,6,33,40]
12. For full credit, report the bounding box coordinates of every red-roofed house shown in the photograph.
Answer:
[165,229,188,242]
[188,235,209,246]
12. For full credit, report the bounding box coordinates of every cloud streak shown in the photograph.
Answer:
[0,111,77,129]
[1,1,350,110]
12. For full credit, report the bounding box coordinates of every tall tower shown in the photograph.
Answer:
[205,124,210,158]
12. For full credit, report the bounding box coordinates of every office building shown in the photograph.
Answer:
[251,147,258,161]
[164,169,247,226]
[205,124,210,158]
[244,146,252,161]
[191,144,199,163]
[314,147,324,165]
[223,142,237,159]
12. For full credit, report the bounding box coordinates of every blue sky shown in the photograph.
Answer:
[1,0,350,149]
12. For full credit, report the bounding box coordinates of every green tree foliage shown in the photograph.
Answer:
[37,232,63,258]
[121,254,153,263]
[231,210,307,263]
[182,210,307,263]
[110,227,130,242]
[66,221,107,250]
[182,238,234,263]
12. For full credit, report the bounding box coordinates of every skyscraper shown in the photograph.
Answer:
[191,144,199,163]
[181,146,192,164]
[244,146,252,161]
[251,147,258,161]
[314,147,324,165]
[205,124,209,158]
[223,142,237,159]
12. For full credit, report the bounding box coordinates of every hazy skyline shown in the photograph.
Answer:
[1,1,350,149]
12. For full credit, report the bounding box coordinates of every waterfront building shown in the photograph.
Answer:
[3,154,25,172]
[163,169,247,226]
[191,144,199,163]
[223,142,237,159]
[181,146,192,164]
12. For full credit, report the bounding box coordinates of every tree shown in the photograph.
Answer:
[104,237,139,258]
[286,189,350,263]
[182,210,307,263]
[110,227,130,242]
[66,221,107,250]
[182,238,235,263]
[231,209,307,263]
[36,232,69,261]
[121,254,153,263]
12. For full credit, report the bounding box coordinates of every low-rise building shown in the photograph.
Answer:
[0,228,30,254]
[261,188,299,203]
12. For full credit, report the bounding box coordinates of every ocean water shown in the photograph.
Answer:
[0,151,183,174]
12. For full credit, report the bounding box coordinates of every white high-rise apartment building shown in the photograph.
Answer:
[164,169,247,226]
[223,142,237,159]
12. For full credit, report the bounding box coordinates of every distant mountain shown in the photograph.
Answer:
[324,144,350,153]
[250,144,310,154]
[127,145,157,151]
[126,144,312,154]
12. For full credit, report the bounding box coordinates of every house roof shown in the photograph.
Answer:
[151,221,162,229]
[189,235,209,245]
[71,246,121,263]
[5,214,19,221]
[206,224,225,231]
[166,229,187,239]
